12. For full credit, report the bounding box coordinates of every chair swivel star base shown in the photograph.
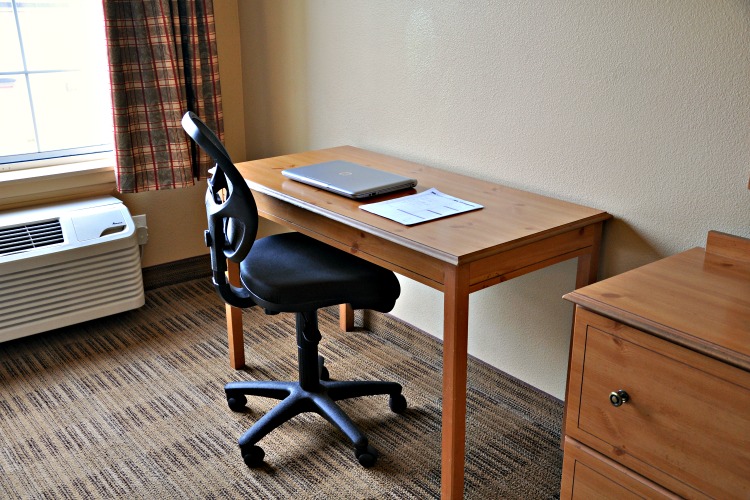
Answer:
[224,311,407,467]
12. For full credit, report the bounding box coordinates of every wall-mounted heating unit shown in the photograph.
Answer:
[0,196,145,343]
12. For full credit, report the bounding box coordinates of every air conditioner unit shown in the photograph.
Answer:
[0,196,145,343]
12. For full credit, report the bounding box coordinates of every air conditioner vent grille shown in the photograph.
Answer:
[0,219,64,256]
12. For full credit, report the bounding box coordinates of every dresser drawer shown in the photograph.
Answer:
[565,308,750,499]
[561,437,677,499]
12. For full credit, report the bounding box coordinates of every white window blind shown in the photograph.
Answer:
[0,0,113,172]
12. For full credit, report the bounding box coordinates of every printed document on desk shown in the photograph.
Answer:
[360,188,483,225]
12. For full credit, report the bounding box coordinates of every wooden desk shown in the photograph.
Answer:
[228,146,611,499]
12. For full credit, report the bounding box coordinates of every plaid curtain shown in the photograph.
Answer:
[103,0,223,193]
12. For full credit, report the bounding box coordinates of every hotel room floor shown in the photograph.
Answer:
[0,278,563,499]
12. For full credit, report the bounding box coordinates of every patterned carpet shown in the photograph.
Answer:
[0,278,563,499]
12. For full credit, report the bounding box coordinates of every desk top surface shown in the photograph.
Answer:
[236,146,610,264]
[565,233,750,370]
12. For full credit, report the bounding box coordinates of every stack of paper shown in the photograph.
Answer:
[360,188,483,225]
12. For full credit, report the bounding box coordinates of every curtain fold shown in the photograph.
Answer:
[103,0,223,193]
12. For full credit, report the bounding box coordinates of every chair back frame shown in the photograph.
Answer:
[181,111,257,308]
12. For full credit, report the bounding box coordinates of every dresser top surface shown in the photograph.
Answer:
[565,235,750,370]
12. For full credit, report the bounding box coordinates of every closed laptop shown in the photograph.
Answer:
[282,161,417,199]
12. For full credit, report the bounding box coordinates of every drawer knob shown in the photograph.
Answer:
[609,390,629,407]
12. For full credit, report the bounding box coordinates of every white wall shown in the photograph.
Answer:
[240,1,750,398]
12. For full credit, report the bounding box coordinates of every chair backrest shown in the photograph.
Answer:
[181,111,257,308]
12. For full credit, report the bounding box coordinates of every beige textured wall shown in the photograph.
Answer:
[120,0,246,268]
[238,0,308,160]
[238,1,750,398]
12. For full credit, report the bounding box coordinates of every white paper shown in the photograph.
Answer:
[360,188,483,225]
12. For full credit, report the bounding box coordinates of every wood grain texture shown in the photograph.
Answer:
[561,438,678,499]
[565,246,750,370]
[563,237,750,499]
[235,146,611,266]
[706,230,750,262]
[226,260,245,369]
[567,310,750,498]
[441,264,471,499]
[339,303,354,331]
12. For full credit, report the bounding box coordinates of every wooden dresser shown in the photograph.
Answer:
[560,231,750,499]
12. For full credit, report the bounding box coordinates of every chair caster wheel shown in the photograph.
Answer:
[355,444,378,468]
[389,393,407,414]
[241,445,265,468]
[227,394,247,412]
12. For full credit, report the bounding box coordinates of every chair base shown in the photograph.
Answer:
[225,310,406,468]
[225,356,406,468]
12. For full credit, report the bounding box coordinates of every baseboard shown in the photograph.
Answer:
[142,255,211,291]
[361,308,563,404]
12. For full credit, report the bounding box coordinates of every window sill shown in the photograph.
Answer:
[0,159,116,211]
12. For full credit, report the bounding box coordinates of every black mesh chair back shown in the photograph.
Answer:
[182,111,257,309]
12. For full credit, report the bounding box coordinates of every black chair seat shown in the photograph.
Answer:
[242,232,400,313]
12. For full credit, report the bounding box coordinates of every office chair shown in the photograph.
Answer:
[181,112,407,468]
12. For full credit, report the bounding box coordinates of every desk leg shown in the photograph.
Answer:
[226,260,245,369]
[441,265,471,500]
[575,221,604,289]
[339,304,354,331]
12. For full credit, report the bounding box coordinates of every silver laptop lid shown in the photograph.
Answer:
[281,161,417,199]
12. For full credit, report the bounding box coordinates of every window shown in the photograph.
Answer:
[0,0,112,172]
